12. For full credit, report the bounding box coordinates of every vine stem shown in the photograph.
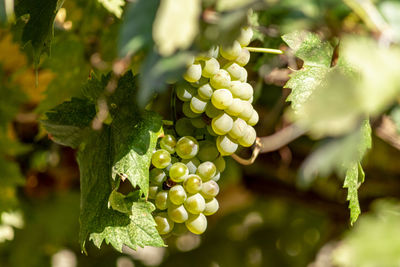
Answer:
[245,47,284,55]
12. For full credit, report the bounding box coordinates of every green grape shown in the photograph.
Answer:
[239,82,253,100]
[183,174,202,194]
[211,171,220,182]
[198,141,219,162]
[150,168,167,185]
[168,204,189,223]
[228,117,247,139]
[176,83,196,101]
[211,89,233,110]
[247,110,259,126]
[176,136,199,159]
[151,149,171,169]
[172,223,188,236]
[202,57,220,78]
[198,83,214,100]
[216,135,238,156]
[238,125,256,147]
[235,47,250,66]
[238,101,254,121]
[191,117,206,128]
[182,157,200,174]
[203,198,219,216]
[184,63,202,83]
[207,125,218,136]
[225,98,244,117]
[175,118,195,137]
[190,95,208,114]
[183,102,201,118]
[229,81,243,98]
[205,103,223,118]
[212,112,233,135]
[184,193,206,214]
[210,69,231,89]
[237,27,253,47]
[165,157,179,172]
[169,162,189,182]
[160,134,177,154]
[168,185,187,205]
[196,162,217,182]
[191,76,208,88]
[224,62,247,81]
[148,185,159,199]
[247,96,253,104]
[154,212,174,235]
[155,191,169,210]
[200,180,219,199]
[213,156,226,172]
[220,40,241,60]
[185,213,207,235]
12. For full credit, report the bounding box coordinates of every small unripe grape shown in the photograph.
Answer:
[237,27,253,47]
[148,185,159,199]
[247,110,259,126]
[152,149,171,169]
[205,103,223,118]
[225,98,244,117]
[182,157,200,174]
[207,125,218,136]
[211,170,220,182]
[202,57,220,78]
[216,135,238,156]
[198,141,219,162]
[200,180,219,199]
[210,69,231,89]
[203,198,219,216]
[229,117,247,139]
[212,113,233,135]
[154,212,174,235]
[160,134,177,154]
[183,174,202,194]
[184,193,206,214]
[176,136,199,159]
[196,161,217,182]
[190,95,208,114]
[213,156,226,172]
[240,83,253,101]
[198,83,214,100]
[155,191,169,210]
[184,63,202,83]
[211,89,233,110]
[150,168,167,185]
[175,118,195,137]
[169,185,187,205]
[220,41,241,60]
[238,125,257,147]
[168,204,189,223]
[176,83,196,101]
[191,76,208,88]
[235,48,250,66]
[165,157,179,172]
[185,213,207,235]
[191,117,206,128]
[224,62,247,81]
[183,102,201,118]
[172,223,188,236]
[239,101,254,121]
[169,162,189,182]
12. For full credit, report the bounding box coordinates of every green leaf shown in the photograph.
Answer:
[343,162,362,225]
[0,80,26,130]
[97,0,125,18]
[14,0,64,64]
[118,0,160,57]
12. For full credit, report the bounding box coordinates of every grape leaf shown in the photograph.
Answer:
[14,0,64,64]
[343,162,364,225]
[97,0,124,18]
[0,80,26,130]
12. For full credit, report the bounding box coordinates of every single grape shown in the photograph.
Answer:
[239,82,253,101]
[196,162,217,182]
[207,125,218,136]
[228,117,247,139]
[183,63,202,83]
[216,135,238,156]
[210,69,231,89]
[148,185,159,199]
[168,204,189,223]
[191,117,206,128]
[224,62,247,81]
[228,81,243,98]
[211,89,233,110]
[175,118,195,137]
[165,157,179,172]
[220,41,241,60]
[200,180,219,199]
[154,212,174,235]
[151,149,171,169]
[213,156,226,172]
[239,101,254,121]
[225,98,244,117]
[168,185,187,205]
[183,102,201,118]
[160,134,177,154]
[238,125,256,147]
[176,83,196,101]
[190,95,208,114]
[212,112,233,135]
[237,27,253,47]
[184,193,206,214]
[247,110,259,126]
[150,168,167,185]
[247,96,253,104]
[172,223,188,236]
[202,57,220,78]
[205,103,224,118]
[211,170,220,182]
[185,213,207,235]
[155,191,168,210]
[235,47,250,66]
[176,136,199,159]
[169,162,189,182]
[198,83,214,100]
[183,174,202,194]
[182,157,200,174]
[198,141,219,162]
[203,198,219,216]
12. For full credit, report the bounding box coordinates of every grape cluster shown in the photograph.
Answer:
[149,134,225,236]
[176,27,258,156]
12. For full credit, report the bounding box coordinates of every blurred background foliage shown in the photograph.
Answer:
[1,0,400,266]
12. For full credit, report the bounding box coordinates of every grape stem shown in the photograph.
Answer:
[245,47,284,55]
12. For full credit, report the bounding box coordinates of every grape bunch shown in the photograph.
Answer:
[176,27,258,156]
[149,134,225,236]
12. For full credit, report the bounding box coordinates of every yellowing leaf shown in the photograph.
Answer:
[16,70,54,103]
[0,33,27,72]
[153,0,201,56]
